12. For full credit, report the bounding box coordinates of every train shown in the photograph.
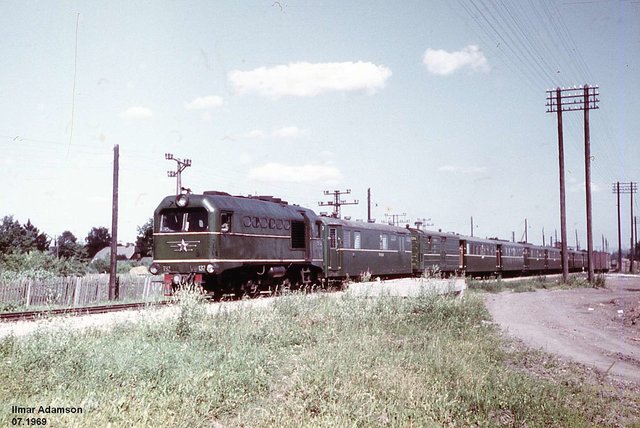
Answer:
[148,191,610,296]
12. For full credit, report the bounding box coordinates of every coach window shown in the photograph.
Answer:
[220,212,232,232]
[380,234,388,250]
[354,231,361,249]
[329,228,337,249]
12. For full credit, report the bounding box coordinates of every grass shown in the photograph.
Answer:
[0,289,637,427]
[467,273,607,293]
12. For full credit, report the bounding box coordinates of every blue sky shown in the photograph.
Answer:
[1,0,638,249]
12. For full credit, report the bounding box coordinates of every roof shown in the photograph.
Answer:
[91,245,136,262]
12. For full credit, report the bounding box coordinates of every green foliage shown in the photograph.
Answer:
[84,226,111,259]
[56,230,87,260]
[0,215,39,254]
[22,219,50,251]
[0,251,86,278]
[87,256,111,274]
[136,217,153,257]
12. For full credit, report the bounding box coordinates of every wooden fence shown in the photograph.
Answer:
[0,274,165,308]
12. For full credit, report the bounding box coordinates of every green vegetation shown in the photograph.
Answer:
[468,274,607,293]
[0,215,153,279]
[1,291,635,427]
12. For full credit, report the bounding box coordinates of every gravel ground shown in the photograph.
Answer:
[485,274,640,383]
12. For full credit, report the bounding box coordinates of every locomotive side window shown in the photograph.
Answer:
[220,212,232,233]
[276,219,283,229]
[291,221,305,249]
[243,216,252,227]
[343,231,351,249]
[354,231,361,249]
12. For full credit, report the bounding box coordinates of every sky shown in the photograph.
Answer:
[1,0,638,251]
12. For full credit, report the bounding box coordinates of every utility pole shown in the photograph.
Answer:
[633,216,638,256]
[385,212,408,227]
[414,218,433,231]
[165,153,192,195]
[318,189,358,219]
[542,227,545,246]
[524,218,528,243]
[471,216,474,237]
[367,188,372,223]
[613,182,622,271]
[631,184,637,273]
[613,182,637,272]
[109,144,119,301]
[547,85,599,282]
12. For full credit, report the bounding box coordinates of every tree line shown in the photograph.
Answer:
[0,216,153,278]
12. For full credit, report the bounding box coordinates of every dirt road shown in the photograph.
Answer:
[485,274,640,383]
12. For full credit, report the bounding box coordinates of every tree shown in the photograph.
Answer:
[136,218,153,257]
[85,226,111,259]
[0,215,31,254]
[23,219,50,252]
[57,231,87,259]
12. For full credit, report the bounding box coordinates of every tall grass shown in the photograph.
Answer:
[0,290,635,427]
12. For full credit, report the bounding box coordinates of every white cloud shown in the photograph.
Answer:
[438,165,487,174]
[237,129,268,139]
[248,162,342,183]
[235,126,307,140]
[228,61,392,97]
[423,45,490,75]
[120,106,153,119]
[184,95,224,110]
[272,126,306,138]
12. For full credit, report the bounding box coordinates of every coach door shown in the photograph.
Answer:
[328,226,342,271]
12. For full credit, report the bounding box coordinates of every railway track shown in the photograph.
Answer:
[0,300,171,323]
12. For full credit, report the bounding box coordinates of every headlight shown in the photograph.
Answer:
[172,274,182,285]
[206,264,215,274]
[149,263,160,275]
[175,194,189,207]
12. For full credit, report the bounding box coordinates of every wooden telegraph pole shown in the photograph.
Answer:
[318,189,358,219]
[109,144,119,301]
[613,182,637,272]
[547,85,599,283]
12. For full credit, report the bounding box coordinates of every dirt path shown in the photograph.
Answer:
[485,274,640,383]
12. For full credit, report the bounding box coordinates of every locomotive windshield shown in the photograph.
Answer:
[160,208,209,232]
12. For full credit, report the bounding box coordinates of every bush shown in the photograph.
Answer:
[0,251,86,278]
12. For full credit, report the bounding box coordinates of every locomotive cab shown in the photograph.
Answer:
[149,192,323,296]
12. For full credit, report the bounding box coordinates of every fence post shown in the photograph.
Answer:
[25,280,32,307]
[143,277,149,299]
[73,278,82,308]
